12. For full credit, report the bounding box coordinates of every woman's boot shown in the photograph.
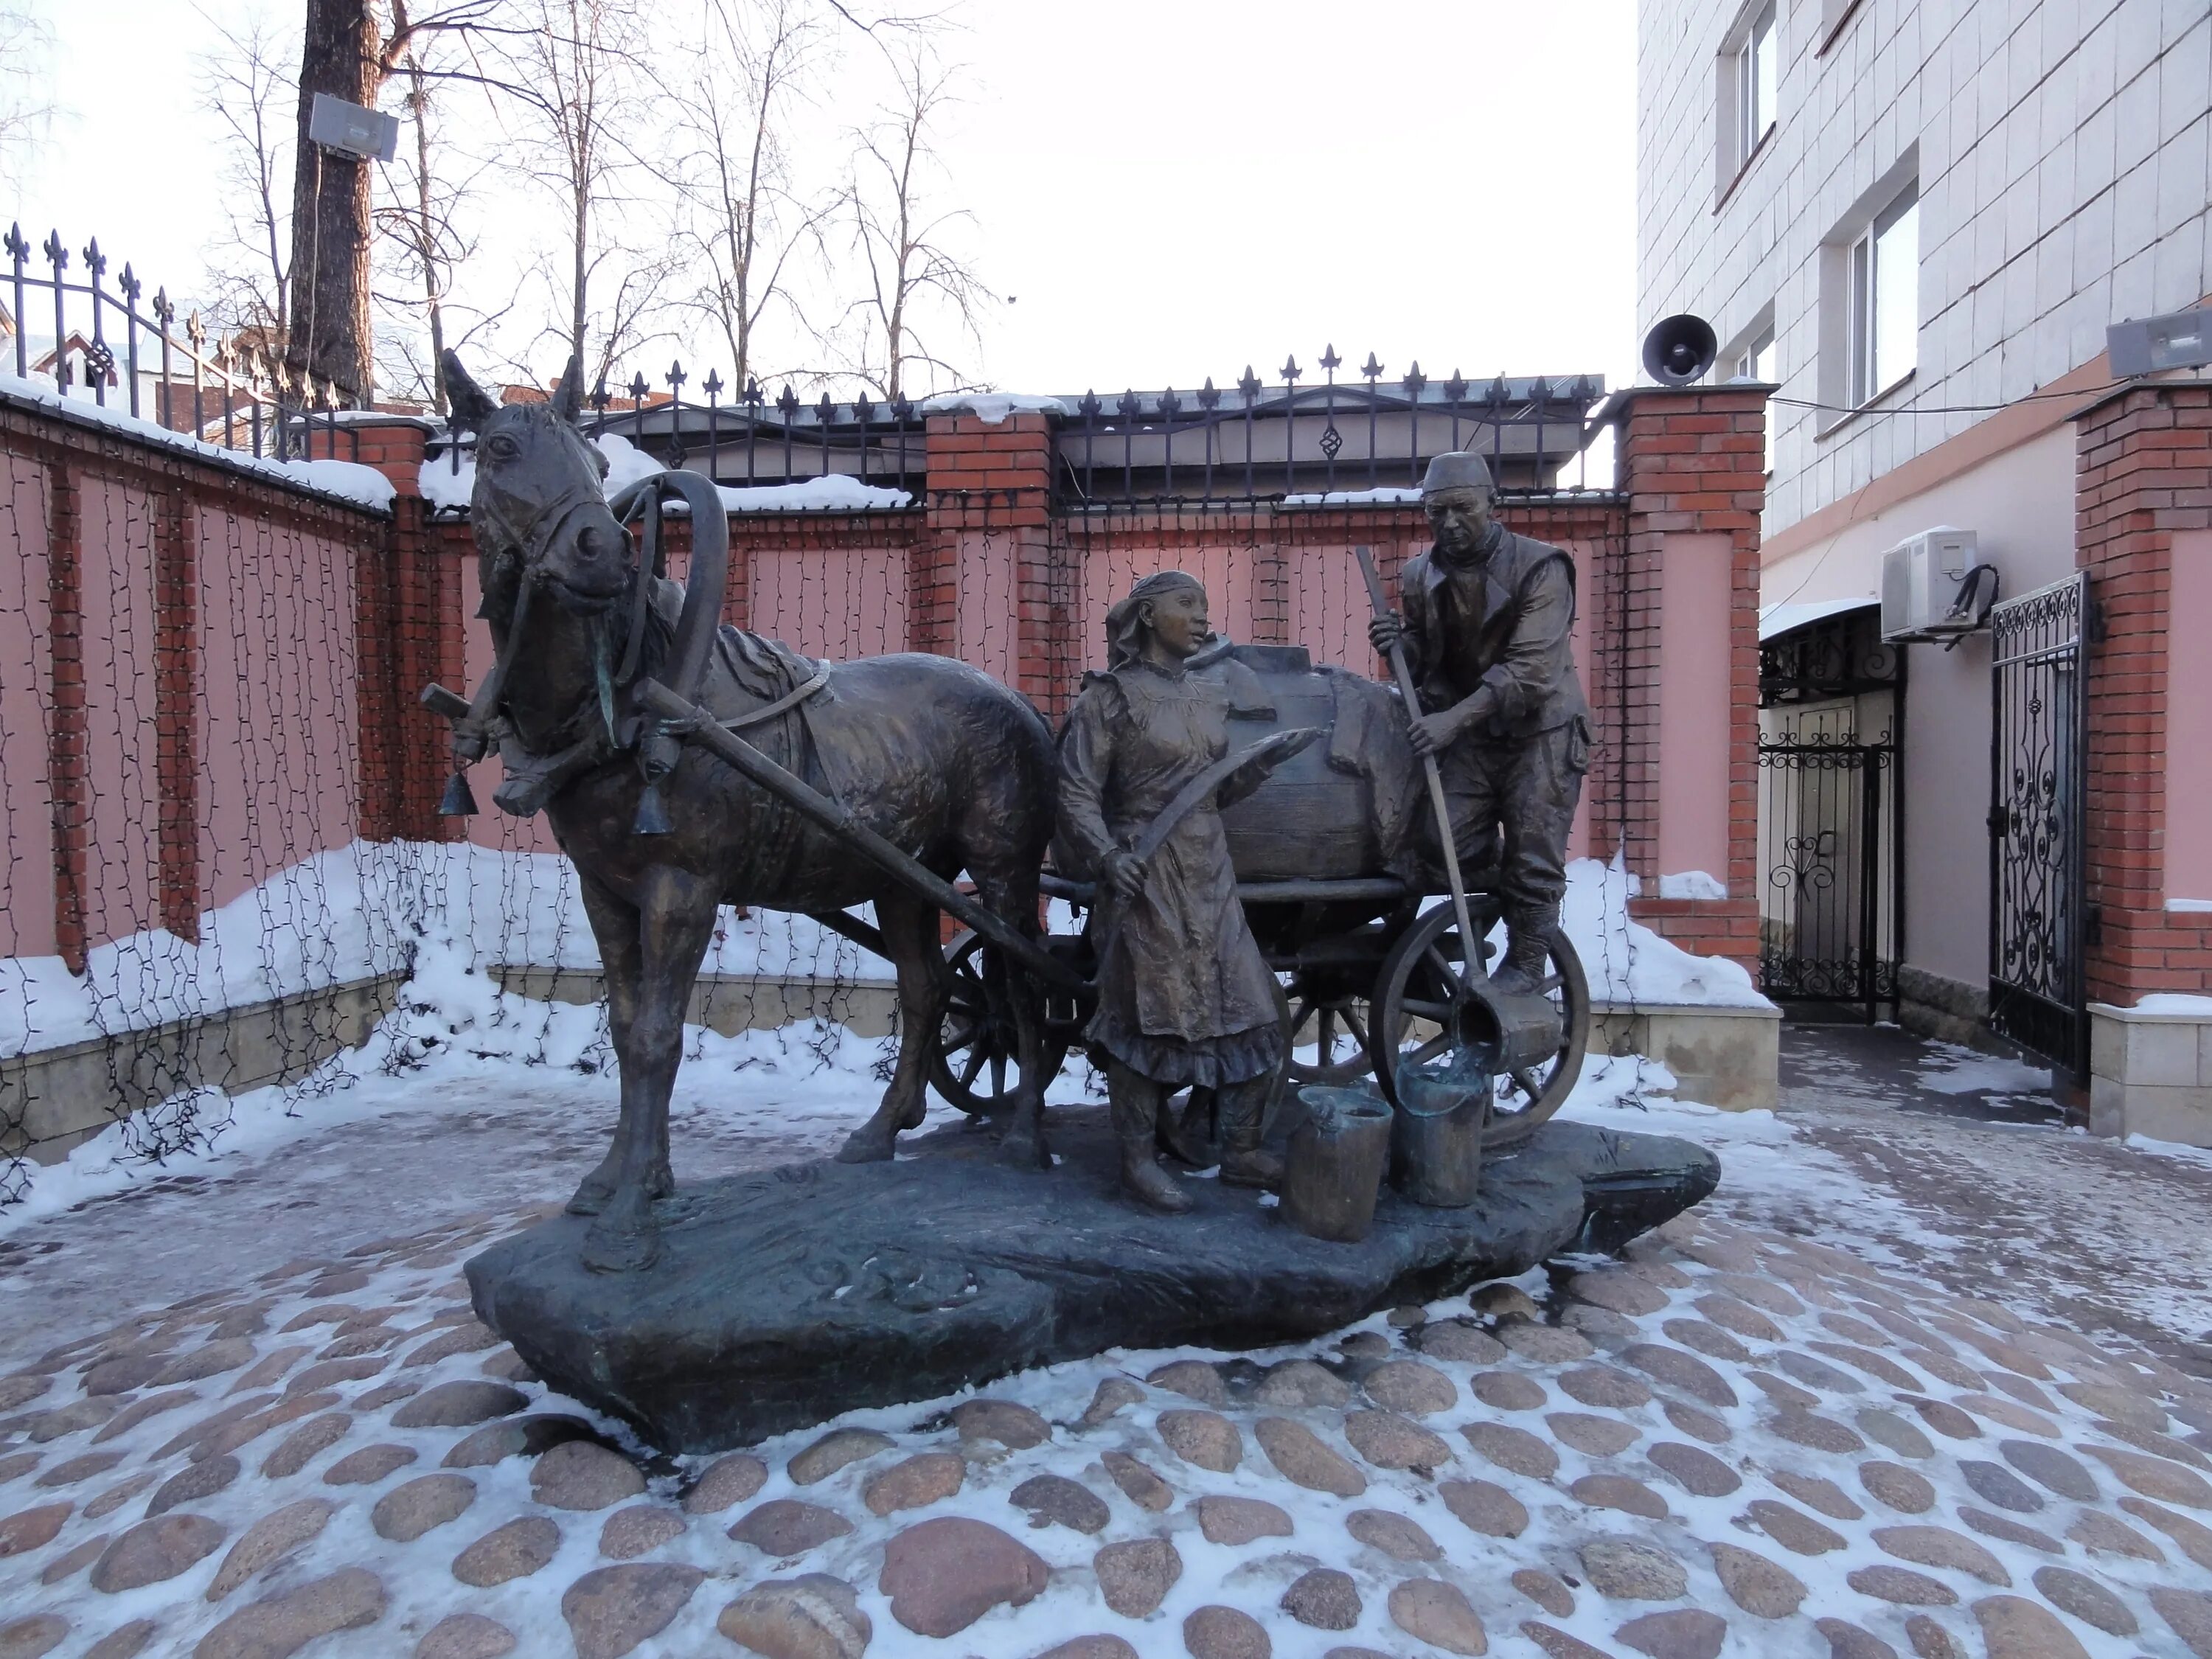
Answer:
[1217,1076,1285,1189]
[1110,1064,1193,1214]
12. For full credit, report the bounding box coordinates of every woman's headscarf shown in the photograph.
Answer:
[1104,569,1206,669]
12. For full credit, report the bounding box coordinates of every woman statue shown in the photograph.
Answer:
[1058,571,1286,1212]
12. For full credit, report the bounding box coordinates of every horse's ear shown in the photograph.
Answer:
[441,349,500,429]
[552,355,585,425]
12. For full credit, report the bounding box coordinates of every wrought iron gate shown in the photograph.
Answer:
[1756,607,1902,1020]
[1757,737,1899,1018]
[1988,574,2089,1077]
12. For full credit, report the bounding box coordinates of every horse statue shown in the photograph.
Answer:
[433,350,1057,1273]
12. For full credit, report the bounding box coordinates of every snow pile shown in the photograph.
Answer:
[1655,869,1726,901]
[1281,485,1423,506]
[1560,856,1770,1009]
[0,372,397,512]
[417,446,475,511]
[2129,992,2212,1015]
[0,841,891,1061]
[919,392,1072,424]
[717,475,914,512]
[592,431,663,494]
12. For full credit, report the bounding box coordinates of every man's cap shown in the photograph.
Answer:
[1420,451,1495,496]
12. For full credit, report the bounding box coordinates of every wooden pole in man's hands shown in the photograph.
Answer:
[1354,544,1479,995]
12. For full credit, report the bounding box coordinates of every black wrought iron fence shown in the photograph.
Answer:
[584,347,1609,507]
[1,222,358,462]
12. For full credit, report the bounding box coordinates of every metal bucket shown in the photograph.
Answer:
[1285,1085,1394,1244]
[1390,1062,1489,1208]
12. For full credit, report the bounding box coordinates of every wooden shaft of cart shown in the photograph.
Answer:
[632,677,1090,994]
[1353,544,1480,994]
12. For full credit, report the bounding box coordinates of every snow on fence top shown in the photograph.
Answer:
[0,372,397,513]
[418,434,912,515]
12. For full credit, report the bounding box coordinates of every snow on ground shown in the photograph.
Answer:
[1563,858,1772,1010]
[1,841,891,1060]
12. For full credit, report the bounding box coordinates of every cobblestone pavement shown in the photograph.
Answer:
[4,1027,2212,1658]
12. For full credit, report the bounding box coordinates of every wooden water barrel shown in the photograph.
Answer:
[1216,644,1402,883]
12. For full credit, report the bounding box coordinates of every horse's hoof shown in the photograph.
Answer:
[835,1127,895,1164]
[565,1177,613,1217]
[997,1128,1049,1171]
[580,1220,661,1275]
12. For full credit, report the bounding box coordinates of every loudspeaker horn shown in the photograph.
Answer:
[1641,313,1719,386]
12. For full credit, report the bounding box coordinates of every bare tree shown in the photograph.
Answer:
[198,9,296,373]
[660,0,832,396]
[498,0,672,387]
[836,39,991,400]
[370,36,493,410]
[283,0,515,405]
[0,2,54,193]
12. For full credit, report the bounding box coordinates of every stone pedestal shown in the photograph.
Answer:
[467,1109,1719,1453]
[2090,1001,2212,1146]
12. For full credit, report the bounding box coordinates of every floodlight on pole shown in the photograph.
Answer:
[308,92,400,163]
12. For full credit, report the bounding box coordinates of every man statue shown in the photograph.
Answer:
[1367,451,1592,995]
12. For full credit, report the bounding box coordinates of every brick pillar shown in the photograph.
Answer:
[309,417,451,844]
[153,483,199,939]
[1606,386,1768,970]
[2075,383,2212,1004]
[922,413,1069,714]
[45,460,87,975]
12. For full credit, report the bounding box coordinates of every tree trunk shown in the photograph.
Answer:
[285,0,379,406]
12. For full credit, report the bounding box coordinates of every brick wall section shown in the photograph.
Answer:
[925,414,1065,714]
[1610,386,1768,970]
[307,420,452,844]
[153,483,198,936]
[2074,381,2212,1002]
[44,459,86,975]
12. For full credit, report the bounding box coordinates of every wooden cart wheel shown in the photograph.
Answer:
[928,931,1069,1118]
[1278,969,1380,1089]
[1371,900,1591,1150]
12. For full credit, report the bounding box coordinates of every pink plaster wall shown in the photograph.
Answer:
[2167,529,2212,905]
[752,543,908,661]
[74,476,162,952]
[0,457,56,958]
[1657,532,1733,886]
[196,511,363,913]
[1075,535,1260,672]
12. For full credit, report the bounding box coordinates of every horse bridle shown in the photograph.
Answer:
[432,462,731,832]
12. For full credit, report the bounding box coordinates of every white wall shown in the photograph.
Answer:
[1762,423,2080,987]
[1639,0,2212,538]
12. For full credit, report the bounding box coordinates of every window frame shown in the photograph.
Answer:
[1714,0,1782,204]
[1847,180,1919,409]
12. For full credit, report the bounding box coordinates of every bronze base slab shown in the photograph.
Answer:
[465,1107,1719,1453]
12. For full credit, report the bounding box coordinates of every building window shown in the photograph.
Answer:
[1716,0,1780,196]
[1847,181,1918,406]
[1736,2,1778,164]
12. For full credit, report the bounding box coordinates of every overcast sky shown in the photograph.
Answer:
[7,1,1637,398]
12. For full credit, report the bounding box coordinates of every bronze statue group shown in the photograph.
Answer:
[1063,451,1590,1214]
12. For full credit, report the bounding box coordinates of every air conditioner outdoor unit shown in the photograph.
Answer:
[1880,527,1981,642]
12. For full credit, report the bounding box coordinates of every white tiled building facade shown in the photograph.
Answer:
[1637,0,2211,1070]
[1639,0,2210,532]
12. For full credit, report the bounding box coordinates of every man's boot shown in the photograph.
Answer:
[1489,907,1559,997]
[1217,1077,1285,1189]
[1109,1065,1193,1214]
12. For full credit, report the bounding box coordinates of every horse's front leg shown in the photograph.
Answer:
[836,892,945,1164]
[581,863,720,1275]
[972,870,1051,1171]
[567,869,644,1217]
